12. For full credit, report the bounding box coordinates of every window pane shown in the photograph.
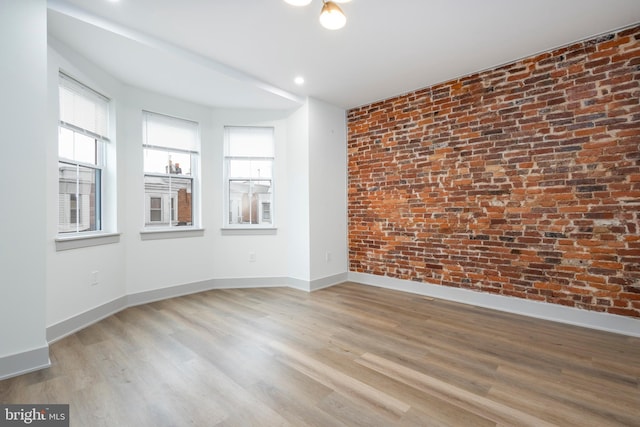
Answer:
[228,179,272,225]
[250,160,272,178]
[78,165,99,232]
[58,128,97,165]
[150,197,162,222]
[228,180,252,225]
[169,152,191,175]
[254,180,273,225]
[144,148,191,175]
[253,180,272,195]
[59,127,74,160]
[172,177,193,226]
[228,159,251,178]
[145,176,169,226]
[228,159,272,179]
[74,133,97,165]
[262,202,271,222]
[150,209,162,222]
[70,194,78,224]
[143,149,169,174]
[144,175,193,227]
[58,162,99,233]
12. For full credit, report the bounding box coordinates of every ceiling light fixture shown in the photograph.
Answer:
[284,0,350,30]
[319,1,346,30]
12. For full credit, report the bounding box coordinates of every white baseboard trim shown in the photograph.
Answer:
[126,277,289,307]
[284,273,350,292]
[310,272,349,291]
[287,277,311,291]
[348,272,640,338]
[0,345,50,381]
[46,275,340,344]
[30,270,640,381]
[47,296,128,344]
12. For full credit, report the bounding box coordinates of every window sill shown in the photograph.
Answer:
[140,228,205,241]
[55,232,121,251]
[221,227,278,236]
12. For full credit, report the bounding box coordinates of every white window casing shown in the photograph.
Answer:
[57,72,109,235]
[142,111,200,230]
[223,126,275,229]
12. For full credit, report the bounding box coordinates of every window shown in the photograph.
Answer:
[69,194,79,224]
[224,127,274,227]
[149,197,162,222]
[143,111,199,228]
[58,72,109,234]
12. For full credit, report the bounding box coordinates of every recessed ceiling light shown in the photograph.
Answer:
[294,76,305,85]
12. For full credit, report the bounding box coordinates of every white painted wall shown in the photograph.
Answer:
[121,87,216,294]
[39,37,349,372]
[308,98,348,281]
[123,99,295,295]
[0,0,49,370]
[46,42,127,327]
[45,38,323,329]
[286,103,311,283]
[210,108,293,281]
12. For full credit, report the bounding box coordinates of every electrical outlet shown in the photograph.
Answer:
[91,271,99,286]
[325,251,332,263]
[249,252,256,263]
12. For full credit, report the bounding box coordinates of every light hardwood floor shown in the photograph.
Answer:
[1,282,639,426]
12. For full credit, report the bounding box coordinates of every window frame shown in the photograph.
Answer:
[57,72,109,236]
[223,126,276,230]
[142,110,200,231]
[149,196,163,223]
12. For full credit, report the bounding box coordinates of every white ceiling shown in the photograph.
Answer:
[47,0,640,110]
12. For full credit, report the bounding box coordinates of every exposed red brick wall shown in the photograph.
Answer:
[177,188,192,224]
[347,25,640,318]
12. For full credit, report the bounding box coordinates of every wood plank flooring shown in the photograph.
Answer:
[1,282,639,426]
